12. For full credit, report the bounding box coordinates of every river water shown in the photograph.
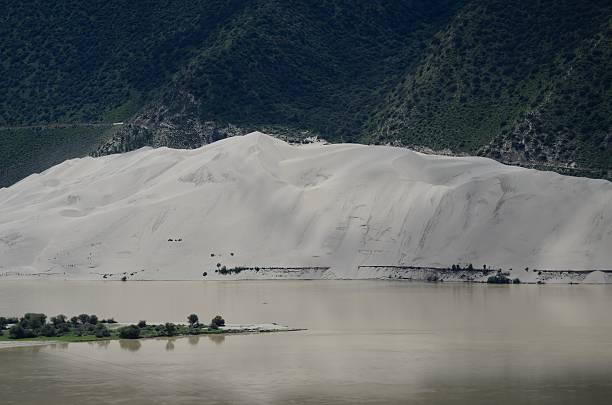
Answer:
[1,280,611,404]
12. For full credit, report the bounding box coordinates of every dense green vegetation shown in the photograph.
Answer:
[0,1,251,125]
[0,125,115,187]
[0,312,230,342]
[1,313,114,341]
[1,0,610,186]
[178,0,460,138]
[372,0,612,178]
[487,274,512,284]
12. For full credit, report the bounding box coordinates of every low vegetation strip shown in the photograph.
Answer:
[213,265,330,276]
[0,312,298,345]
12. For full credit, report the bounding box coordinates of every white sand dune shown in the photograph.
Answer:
[1,132,611,280]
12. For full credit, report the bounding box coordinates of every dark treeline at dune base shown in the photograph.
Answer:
[1,0,611,187]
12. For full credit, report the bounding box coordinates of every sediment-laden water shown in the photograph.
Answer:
[1,280,611,404]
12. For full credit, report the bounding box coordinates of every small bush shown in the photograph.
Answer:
[50,315,67,326]
[210,315,225,329]
[94,324,111,338]
[164,323,177,337]
[1,316,18,328]
[512,278,521,284]
[22,313,46,329]
[137,320,147,328]
[83,323,96,333]
[487,274,511,284]
[40,324,57,337]
[118,325,141,339]
[9,324,27,339]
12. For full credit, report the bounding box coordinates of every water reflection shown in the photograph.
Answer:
[96,340,111,349]
[119,339,141,352]
[208,334,225,345]
[165,338,176,351]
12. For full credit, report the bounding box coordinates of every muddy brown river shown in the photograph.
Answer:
[1,280,611,404]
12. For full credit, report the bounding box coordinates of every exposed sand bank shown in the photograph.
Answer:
[1,133,611,281]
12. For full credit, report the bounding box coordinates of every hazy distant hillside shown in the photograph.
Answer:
[1,0,610,186]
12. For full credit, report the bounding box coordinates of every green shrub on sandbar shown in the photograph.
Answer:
[118,325,141,339]
[487,274,511,284]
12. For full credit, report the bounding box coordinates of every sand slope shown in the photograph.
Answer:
[1,132,611,280]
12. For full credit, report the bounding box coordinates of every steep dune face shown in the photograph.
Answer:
[1,132,611,279]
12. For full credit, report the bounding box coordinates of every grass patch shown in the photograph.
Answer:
[0,125,117,187]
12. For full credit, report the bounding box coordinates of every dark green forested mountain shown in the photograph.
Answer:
[0,0,251,125]
[371,0,612,178]
[1,0,611,187]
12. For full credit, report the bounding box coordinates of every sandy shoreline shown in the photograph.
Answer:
[1,268,611,283]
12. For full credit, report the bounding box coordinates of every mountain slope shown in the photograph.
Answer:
[1,133,611,280]
[0,0,248,125]
[370,0,612,177]
[92,0,460,156]
[1,0,611,186]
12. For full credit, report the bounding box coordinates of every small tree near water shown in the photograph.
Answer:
[165,323,177,336]
[187,314,199,326]
[210,315,225,329]
[95,323,111,338]
[22,313,46,329]
[40,324,57,337]
[487,274,511,284]
[118,325,141,339]
[9,324,26,339]
[50,315,67,326]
